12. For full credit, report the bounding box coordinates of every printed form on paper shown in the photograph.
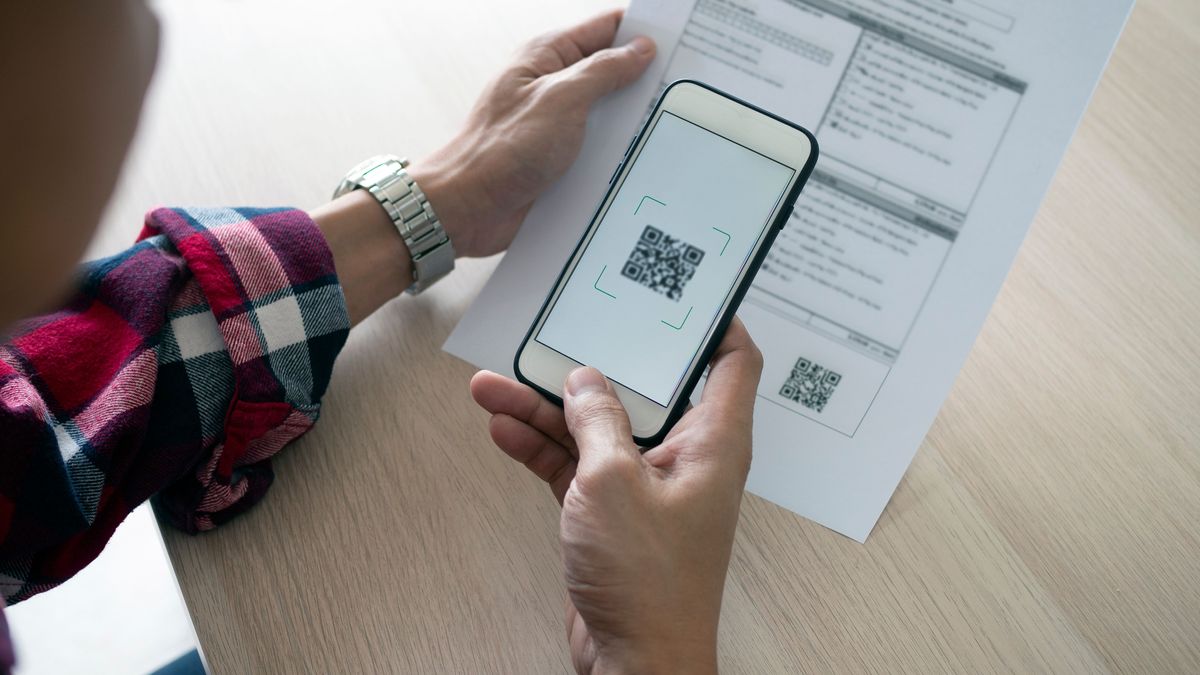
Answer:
[444,0,1134,541]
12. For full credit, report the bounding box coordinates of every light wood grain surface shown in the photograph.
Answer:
[90,0,1200,672]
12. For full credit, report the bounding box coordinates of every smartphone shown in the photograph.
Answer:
[515,80,818,446]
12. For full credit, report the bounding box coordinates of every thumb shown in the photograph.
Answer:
[562,367,639,470]
[559,36,656,103]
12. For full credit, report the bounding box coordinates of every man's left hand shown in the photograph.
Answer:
[409,10,656,258]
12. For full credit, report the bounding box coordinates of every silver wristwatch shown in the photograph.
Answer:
[332,155,455,294]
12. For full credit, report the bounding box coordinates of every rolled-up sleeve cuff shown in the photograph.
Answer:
[143,207,350,533]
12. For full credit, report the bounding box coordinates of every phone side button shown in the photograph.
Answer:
[608,161,624,184]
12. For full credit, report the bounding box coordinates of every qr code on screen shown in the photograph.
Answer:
[620,225,705,301]
[779,357,842,413]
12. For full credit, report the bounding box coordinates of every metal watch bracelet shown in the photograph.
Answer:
[332,155,455,294]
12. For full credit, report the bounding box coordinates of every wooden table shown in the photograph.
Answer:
[92,0,1200,672]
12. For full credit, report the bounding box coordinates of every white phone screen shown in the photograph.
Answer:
[535,111,795,405]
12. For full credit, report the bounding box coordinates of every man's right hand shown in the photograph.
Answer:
[471,318,763,674]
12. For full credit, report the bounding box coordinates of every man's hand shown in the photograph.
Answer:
[471,319,763,675]
[312,12,652,324]
[409,10,656,258]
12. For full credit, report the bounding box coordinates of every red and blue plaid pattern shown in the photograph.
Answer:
[0,207,349,606]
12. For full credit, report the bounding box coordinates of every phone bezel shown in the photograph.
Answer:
[515,79,819,446]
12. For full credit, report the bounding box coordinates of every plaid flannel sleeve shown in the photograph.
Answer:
[0,207,349,605]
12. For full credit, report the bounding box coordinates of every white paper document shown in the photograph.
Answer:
[445,0,1133,541]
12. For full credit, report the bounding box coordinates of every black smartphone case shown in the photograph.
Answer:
[515,79,820,447]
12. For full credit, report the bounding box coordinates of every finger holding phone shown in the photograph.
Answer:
[474,79,817,672]
[472,318,763,675]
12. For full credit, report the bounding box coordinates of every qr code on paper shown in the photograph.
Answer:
[620,225,705,301]
[779,357,841,413]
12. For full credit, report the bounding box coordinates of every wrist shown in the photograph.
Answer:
[309,190,411,325]
[407,145,488,258]
[406,159,470,256]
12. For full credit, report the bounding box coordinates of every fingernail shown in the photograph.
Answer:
[565,367,608,396]
[629,36,655,57]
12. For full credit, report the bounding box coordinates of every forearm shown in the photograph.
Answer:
[309,156,484,326]
[309,190,412,326]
